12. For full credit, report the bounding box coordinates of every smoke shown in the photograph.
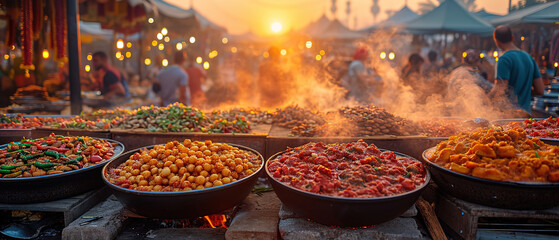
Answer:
[206,28,527,122]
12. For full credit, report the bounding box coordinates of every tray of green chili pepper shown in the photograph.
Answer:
[0,133,124,203]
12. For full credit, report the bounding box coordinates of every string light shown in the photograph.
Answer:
[388,52,395,60]
[209,50,218,59]
[115,51,122,59]
[87,53,92,61]
[203,61,210,69]
[148,18,154,23]
[231,47,238,53]
[555,62,559,68]
[222,38,228,44]
[162,59,168,67]
[126,42,132,48]
[152,40,157,47]
[145,58,151,65]
[42,49,49,59]
[85,65,90,72]
[480,53,485,58]
[305,41,312,49]
[189,36,196,43]
[380,52,386,59]
[319,50,325,55]
[521,36,525,41]
[493,51,498,58]
[280,49,287,56]
[315,55,322,61]
[161,28,168,36]
[125,52,131,58]
[176,43,183,50]
[3,54,9,60]
[462,52,467,58]
[158,44,164,51]
[196,57,202,64]
[164,36,170,42]
[116,39,124,49]
[157,33,163,40]
[263,52,269,58]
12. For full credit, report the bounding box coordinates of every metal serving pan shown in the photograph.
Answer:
[266,149,430,227]
[0,138,124,203]
[103,143,264,219]
[423,147,559,210]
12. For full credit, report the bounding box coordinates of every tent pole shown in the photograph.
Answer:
[66,0,82,114]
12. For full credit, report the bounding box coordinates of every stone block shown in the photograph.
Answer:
[279,217,423,240]
[62,195,125,240]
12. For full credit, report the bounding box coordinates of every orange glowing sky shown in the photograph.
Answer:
[165,0,518,34]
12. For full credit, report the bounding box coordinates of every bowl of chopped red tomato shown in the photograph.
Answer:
[266,140,429,227]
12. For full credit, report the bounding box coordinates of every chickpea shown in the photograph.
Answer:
[175,159,184,168]
[125,160,135,166]
[178,145,188,153]
[188,150,196,156]
[164,149,172,156]
[183,139,192,146]
[205,140,212,146]
[125,172,132,178]
[235,158,243,164]
[141,164,150,172]
[141,155,151,163]
[162,178,169,185]
[188,156,197,164]
[153,185,162,191]
[160,167,171,178]
[154,176,163,185]
[148,159,158,166]
[203,163,213,171]
[156,162,164,168]
[200,170,209,177]
[195,175,206,185]
[169,164,178,173]
[246,169,254,175]
[165,142,174,149]
[195,165,203,172]
[232,172,239,179]
[222,177,231,184]
[196,151,204,158]
[200,146,208,152]
[150,167,158,175]
[213,180,223,186]
[141,170,151,179]
[167,155,176,163]
[190,146,199,151]
[178,167,187,175]
[187,164,195,172]
[187,176,195,183]
[117,176,126,182]
[149,150,158,158]
[123,166,132,172]
[196,185,204,190]
[204,182,213,188]
[222,168,231,177]
[132,162,142,169]
[184,187,193,191]
[131,169,140,176]
[209,174,219,182]
[139,180,148,186]
[169,176,180,185]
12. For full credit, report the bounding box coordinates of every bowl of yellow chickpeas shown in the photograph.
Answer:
[102,139,264,219]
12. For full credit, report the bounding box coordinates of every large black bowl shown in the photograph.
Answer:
[423,147,559,209]
[0,138,124,203]
[266,149,430,227]
[103,144,264,219]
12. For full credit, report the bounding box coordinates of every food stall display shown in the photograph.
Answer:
[106,139,262,191]
[102,140,264,219]
[266,140,429,227]
[423,128,559,209]
[0,133,119,178]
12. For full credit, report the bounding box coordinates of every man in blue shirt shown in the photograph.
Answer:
[493,25,544,113]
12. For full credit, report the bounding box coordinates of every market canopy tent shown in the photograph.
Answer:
[490,1,559,25]
[309,19,365,40]
[404,0,494,35]
[474,9,503,21]
[301,14,332,36]
[360,5,419,32]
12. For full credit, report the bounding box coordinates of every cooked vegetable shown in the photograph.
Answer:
[0,133,117,178]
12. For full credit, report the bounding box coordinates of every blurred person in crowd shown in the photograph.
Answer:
[401,53,424,87]
[184,57,206,106]
[492,25,544,113]
[422,50,440,77]
[155,51,189,106]
[343,46,379,103]
[448,49,494,95]
[147,55,164,84]
[91,51,129,103]
[258,46,290,108]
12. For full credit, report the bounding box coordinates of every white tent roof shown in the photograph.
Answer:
[302,14,332,36]
[145,0,194,19]
[491,1,559,25]
[405,0,494,35]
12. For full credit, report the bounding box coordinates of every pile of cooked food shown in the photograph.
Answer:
[105,140,262,192]
[500,117,559,139]
[428,128,559,182]
[0,134,118,178]
[268,140,427,198]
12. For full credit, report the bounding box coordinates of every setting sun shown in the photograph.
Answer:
[271,22,282,33]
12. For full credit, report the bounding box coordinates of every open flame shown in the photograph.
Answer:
[202,214,228,229]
